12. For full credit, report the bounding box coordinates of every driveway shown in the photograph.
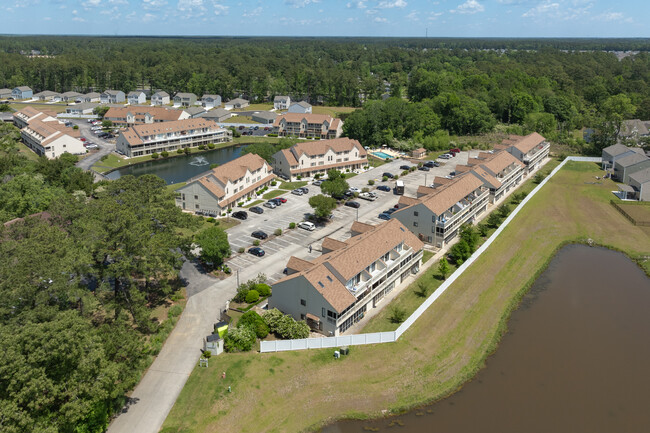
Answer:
[72,119,116,174]
[105,153,471,433]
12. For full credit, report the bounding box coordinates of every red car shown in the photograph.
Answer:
[277,197,288,203]
[80,138,86,142]
[449,148,461,156]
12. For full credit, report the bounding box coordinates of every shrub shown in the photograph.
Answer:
[368,179,375,186]
[176,149,184,154]
[238,311,269,338]
[477,223,489,237]
[289,222,296,229]
[533,172,545,184]
[207,142,216,149]
[254,283,271,297]
[382,176,388,182]
[238,201,244,206]
[274,228,282,236]
[198,144,205,150]
[161,151,169,158]
[224,326,256,352]
[223,265,231,274]
[388,306,407,324]
[72,125,79,130]
[206,217,215,223]
[233,274,267,303]
[168,305,182,319]
[410,166,417,172]
[271,181,277,186]
[497,204,510,218]
[394,174,399,180]
[487,213,502,228]
[267,133,278,137]
[297,175,302,180]
[401,170,408,176]
[263,308,309,339]
[245,290,260,304]
[253,239,260,246]
[151,152,159,159]
[361,187,369,193]
[184,147,191,154]
[238,247,245,254]
[314,173,322,179]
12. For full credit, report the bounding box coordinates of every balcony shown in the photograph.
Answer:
[523,143,549,163]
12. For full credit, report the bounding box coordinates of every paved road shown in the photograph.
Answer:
[105,153,471,433]
[72,120,116,175]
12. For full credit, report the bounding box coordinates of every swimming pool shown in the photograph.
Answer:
[371,151,392,160]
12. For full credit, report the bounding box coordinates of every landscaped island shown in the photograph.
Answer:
[160,161,649,433]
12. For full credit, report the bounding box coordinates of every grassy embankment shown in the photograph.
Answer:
[161,161,649,433]
[9,102,69,113]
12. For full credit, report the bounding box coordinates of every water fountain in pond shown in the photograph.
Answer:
[189,156,209,167]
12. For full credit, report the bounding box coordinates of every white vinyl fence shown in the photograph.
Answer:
[261,156,602,353]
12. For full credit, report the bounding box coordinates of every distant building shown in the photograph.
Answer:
[272,137,367,181]
[273,113,343,139]
[201,94,222,109]
[65,102,98,116]
[127,91,147,105]
[503,132,550,174]
[60,91,83,102]
[224,98,249,110]
[13,107,85,159]
[612,153,650,183]
[0,88,12,99]
[251,111,277,124]
[151,91,170,106]
[13,106,58,128]
[12,86,33,100]
[104,106,190,126]
[175,153,275,215]
[287,101,312,114]
[173,92,198,107]
[77,92,100,103]
[601,143,646,171]
[100,90,125,104]
[411,147,426,159]
[619,119,650,143]
[116,118,231,157]
[459,151,525,204]
[183,106,206,119]
[273,95,291,110]
[199,108,232,123]
[627,168,650,201]
[33,90,61,102]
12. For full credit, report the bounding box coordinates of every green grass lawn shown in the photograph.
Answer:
[344,172,357,179]
[9,103,68,113]
[165,182,186,192]
[161,159,649,433]
[278,181,308,190]
[15,142,42,162]
[243,200,263,208]
[311,106,358,118]
[422,250,434,264]
[367,155,387,168]
[262,190,286,200]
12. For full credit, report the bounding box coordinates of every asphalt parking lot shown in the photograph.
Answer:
[223,151,475,283]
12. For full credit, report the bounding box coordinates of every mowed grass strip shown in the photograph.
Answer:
[161,161,650,433]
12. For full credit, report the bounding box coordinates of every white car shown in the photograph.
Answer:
[298,221,315,231]
[291,189,304,196]
[263,201,277,209]
[349,187,360,193]
[359,192,377,201]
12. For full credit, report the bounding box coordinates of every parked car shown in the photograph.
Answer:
[382,172,394,179]
[269,198,282,206]
[359,192,377,201]
[418,166,430,171]
[251,230,268,240]
[250,206,264,214]
[439,154,452,159]
[263,201,277,209]
[231,211,248,220]
[449,148,461,156]
[277,197,288,203]
[385,208,397,215]
[291,189,304,196]
[377,185,391,192]
[345,201,360,208]
[299,187,309,194]
[378,213,391,220]
[85,144,98,149]
[348,187,360,193]
[248,247,265,257]
[399,165,411,170]
[313,180,323,186]
[298,221,316,231]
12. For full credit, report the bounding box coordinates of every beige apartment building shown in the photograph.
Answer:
[273,113,343,139]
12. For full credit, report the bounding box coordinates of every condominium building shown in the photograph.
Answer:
[273,113,343,139]
[13,106,58,128]
[392,173,490,248]
[175,153,275,214]
[269,219,424,336]
[504,132,550,174]
[20,118,85,159]
[100,90,125,104]
[104,106,190,126]
[272,137,367,180]
[462,151,525,203]
[602,143,646,170]
[116,118,231,157]
[613,153,650,183]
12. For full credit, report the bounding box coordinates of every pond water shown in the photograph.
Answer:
[105,145,246,184]
[322,244,650,433]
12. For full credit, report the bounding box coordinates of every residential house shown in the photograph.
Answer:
[269,219,424,336]
[127,91,147,105]
[274,95,291,110]
[504,132,549,174]
[12,86,33,100]
[601,143,646,170]
[12,106,58,128]
[173,92,198,107]
[199,108,232,122]
[175,153,275,214]
[619,119,650,143]
[464,151,525,203]
[65,102,98,116]
[627,168,650,201]
[104,106,190,126]
[116,118,232,157]
[100,90,125,104]
[612,153,650,183]
[273,113,343,139]
[287,101,312,114]
[251,111,277,124]
[183,106,206,119]
[224,98,249,110]
[60,91,83,102]
[201,94,222,109]
[391,173,490,247]
[0,88,12,99]
[151,91,170,106]
[34,90,61,102]
[411,147,426,158]
[77,92,100,103]
[20,117,86,159]
[272,137,367,180]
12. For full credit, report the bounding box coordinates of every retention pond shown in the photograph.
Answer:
[323,244,650,433]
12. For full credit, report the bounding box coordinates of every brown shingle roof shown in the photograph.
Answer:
[418,174,485,216]
[508,132,546,154]
[470,166,501,189]
[321,237,348,253]
[481,150,524,174]
[286,256,314,273]
[350,221,374,235]
[105,106,185,123]
[209,153,268,185]
[120,118,220,146]
[273,112,336,127]
[291,137,366,158]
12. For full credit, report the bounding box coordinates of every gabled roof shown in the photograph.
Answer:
[14,86,32,92]
[61,91,83,97]
[274,95,290,102]
[105,106,186,122]
[350,221,374,235]
[620,119,650,137]
[226,97,249,105]
[208,153,268,185]
[507,132,547,154]
[152,91,169,98]
[470,166,501,189]
[481,150,524,174]
[184,107,205,116]
[200,108,231,120]
[119,118,221,146]
[202,94,220,100]
[34,90,60,98]
[252,111,277,121]
[286,256,313,273]
[128,91,145,97]
[399,173,485,216]
[290,137,365,158]
[84,92,100,98]
[273,112,335,127]
[291,101,311,108]
[603,143,633,157]
[174,92,197,99]
[616,153,649,168]
[321,237,348,252]
[628,167,650,184]
[102,89,123,96]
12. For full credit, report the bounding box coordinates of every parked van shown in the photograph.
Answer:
[395,180,405,195]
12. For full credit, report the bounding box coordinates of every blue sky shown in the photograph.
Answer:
[2,0,647,37]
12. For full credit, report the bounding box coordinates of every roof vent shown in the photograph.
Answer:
[318,281,324,288]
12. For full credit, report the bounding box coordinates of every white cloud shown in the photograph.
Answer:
[374,16,388,22]
[243,6,262,17]
[72,16,86,22]
[593,11,631,23]
[378,0,406,8]
[177,0,203,11]
[521,0,592,20]
[142,12,156,21]
[83,0,102,7]
[284,0,319,8]
[214,2,228,15]
[522,1,558,17]
[143,0,167,9]
[406,10,418,21]
[450,0,484,14]
[346,0,367,8]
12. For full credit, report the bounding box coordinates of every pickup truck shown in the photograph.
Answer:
[359,192,377,201]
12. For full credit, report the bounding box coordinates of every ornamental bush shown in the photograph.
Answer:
[207,142,216,149]
[224,326,256,352]
[161,151,169,158]
[254,283,271,297]
[368,179,375,186]
[151,152,159,159]
[176,149,184,154]
[238,311,269,338]
[289,222,296,229]
[245,289,260,304]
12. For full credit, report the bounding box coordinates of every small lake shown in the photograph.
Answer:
[323,244,650,433]
[105,145,246,185]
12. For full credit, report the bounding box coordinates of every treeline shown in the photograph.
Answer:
[0,123,196,432]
